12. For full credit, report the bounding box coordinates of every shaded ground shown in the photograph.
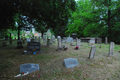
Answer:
[0,39,120,80]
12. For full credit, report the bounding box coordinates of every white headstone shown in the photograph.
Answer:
[108,42,114,56]
[89,38,95,43]
[105,37,108,44]
[77,39,81,48]
[88,45,96,59]
[58,37,62,49]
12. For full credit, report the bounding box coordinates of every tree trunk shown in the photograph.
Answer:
[108,0,111,43]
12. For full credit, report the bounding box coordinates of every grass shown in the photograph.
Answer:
[0,39,120,80]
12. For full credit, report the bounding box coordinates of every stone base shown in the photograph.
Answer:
[23,50,43,55]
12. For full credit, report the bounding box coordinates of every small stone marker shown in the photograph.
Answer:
[43,35,46,43]
[47,37,50,47]
[57,37,62,50]
[20,63,39,73]
[77,39,81,48]
[63,58,79,68]
[108,42,114,56]
[105,37,108,44]
[88,45,96,59]
[70,39,75,46]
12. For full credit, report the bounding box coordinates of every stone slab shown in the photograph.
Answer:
[20,63,39,73]
[63,58,78,68]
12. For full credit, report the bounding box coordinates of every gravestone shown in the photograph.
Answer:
[89,38,95,43]
[52,35,56,43]
[70,39,75,46]
[108,42,114,56]
[88,45,96,59]
[76,39,81,48]
[47,38,50,47]
[67,36,73,42]
[17,40,23,49]
[105,37,108,44]
[2,42,7,47]
[20,63,39,73]
[26,38,31,42]
[57,37,62,50]
[38,37,41,43]
[43,35,46,43]
[35,36,37,42]
[24,42,42,54]
[63,58,79,68]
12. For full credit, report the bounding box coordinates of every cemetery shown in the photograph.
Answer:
[1,36,120,80]
[1,0,120,80]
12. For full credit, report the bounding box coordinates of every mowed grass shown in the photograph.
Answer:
[0,40,120,80]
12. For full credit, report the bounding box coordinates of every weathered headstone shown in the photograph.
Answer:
[52,35,56,43]
[43,35,46,43]
[57,37,62,50]
[35,36,37,42]
[26,38,31,42]
[38,37,41,43]
[76,39,81,48]
[24,42,42,54]
[108,42,114,56]
[63,58,79,68]
[67,36,73,43]
[88,45,96,59]
[2,42,7,47]
[20,63,39,73]
[89,38,95,43]
[17,40,23,49]
[105,37,108,44]
[47,37,50,47]
[70,39,75,46]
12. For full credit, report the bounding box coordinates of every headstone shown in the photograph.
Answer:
[70,39,75,46]
[63,58,79,68]
[26,38,31,42]
[72,33,77,39]
[88,45,96,59]
[43,35,46,43]
[105,37,108,44]
[52,35,56,43]
[2,42,7,47]
[108,42,114,56]
[47,38,50,47]
[17,40,23,49]
[76,39,81,48]
[20,63,39,73]
[67,37,73,42]
[57,37,62,50]
[35,36,37,42]
[38,37,41,43]
[24,42,42,54]
[89,38,95,43]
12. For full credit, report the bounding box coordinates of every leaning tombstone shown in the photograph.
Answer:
[20,63,39,73]
[63,58,79,68]
[108,42,114,56]
[88,45,96,59]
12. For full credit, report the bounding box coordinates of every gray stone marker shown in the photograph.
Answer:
[26,38,31,42]
[67,36,73,42]
[108,42,114,56]
[63,58,79,68]
[70,39,75,46]
[47,37,50,47]
[52,35,56,43]
[43,35,46,43]
[89,38,95,43]
[24,42,42,54]
[35,36,37,42]
[76,39,81,48]
[57,37,62,50]
[38,37,41,43]
[20,63,39,73]
[105,37,108,44]
[88,45,96,59]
